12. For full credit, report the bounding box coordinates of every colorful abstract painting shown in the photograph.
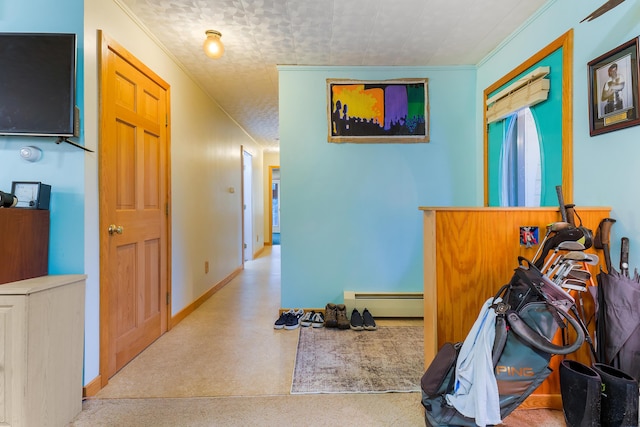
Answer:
[327,78,429,143]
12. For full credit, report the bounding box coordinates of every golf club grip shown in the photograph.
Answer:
[600,219,615,246]
[556,186,568,222]
[565,204,576,226]
[602,220,615,274]
[621,237,629,275]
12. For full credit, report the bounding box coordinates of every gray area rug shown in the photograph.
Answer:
[291,326,424,394]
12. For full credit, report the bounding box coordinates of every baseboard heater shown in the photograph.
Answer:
[343,291,424,318]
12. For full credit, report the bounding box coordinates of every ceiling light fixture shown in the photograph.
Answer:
[203,30,224,59]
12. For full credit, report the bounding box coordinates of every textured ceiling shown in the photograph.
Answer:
[119,0,548,150]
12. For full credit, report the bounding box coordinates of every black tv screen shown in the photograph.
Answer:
[0,33,77,137]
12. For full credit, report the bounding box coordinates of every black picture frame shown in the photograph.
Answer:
[327,78,429,143]
[588,38,640,136]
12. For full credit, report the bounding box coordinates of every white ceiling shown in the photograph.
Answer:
[119,0,549,150]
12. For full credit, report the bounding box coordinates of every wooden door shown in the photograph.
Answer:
[99,32,170,384]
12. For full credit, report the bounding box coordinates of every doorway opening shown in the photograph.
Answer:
[269,166,280,245]
[243,150,253,261]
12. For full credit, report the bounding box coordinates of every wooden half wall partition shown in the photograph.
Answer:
[420,206,611,409]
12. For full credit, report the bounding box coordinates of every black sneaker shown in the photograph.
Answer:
[362,308,377,331]
[285,308,304,330]
[350,309,364,331]
[274,309,294,330]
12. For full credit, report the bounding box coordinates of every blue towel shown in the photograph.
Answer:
[446,297,501,427]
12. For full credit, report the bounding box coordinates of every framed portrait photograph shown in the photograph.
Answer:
[588,38,640,136]
[327,78,429,143]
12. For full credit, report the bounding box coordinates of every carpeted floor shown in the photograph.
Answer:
[291,326,424,394]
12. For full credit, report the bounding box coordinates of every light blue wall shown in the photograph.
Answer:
[0,0,85,275]
[478,0,640,277]
[279,66,477,307]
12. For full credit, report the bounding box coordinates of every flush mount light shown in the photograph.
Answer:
[203,30,224,59]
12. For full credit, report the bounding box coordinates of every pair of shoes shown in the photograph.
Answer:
[311,312,324,328]
[274,309,304,330]
[274,309,293,329]
[350,308,377,331]
[336,304,350,329]
[325,303,338,328]
[300,311,314,327]
[301,310,325,327]
[324,303,349,329]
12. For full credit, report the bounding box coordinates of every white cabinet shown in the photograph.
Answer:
[0,275,86,427]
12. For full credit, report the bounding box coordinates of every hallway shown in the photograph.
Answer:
[70,246,563,426]
[92,245,297,398]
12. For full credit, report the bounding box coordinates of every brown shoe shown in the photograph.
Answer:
[336,304,350,329]
[324,303,338,328]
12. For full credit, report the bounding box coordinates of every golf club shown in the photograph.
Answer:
[565,268,592,282]
[532,221,573,264]
[539,239,586,273]
[541,242,589,277]
[594,217,616,273]
[551,253,599,285]
[561,278,588,293]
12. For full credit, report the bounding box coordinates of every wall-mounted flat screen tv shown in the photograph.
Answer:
[0,33,77,137]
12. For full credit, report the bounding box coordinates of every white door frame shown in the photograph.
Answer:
[242,149,253,261]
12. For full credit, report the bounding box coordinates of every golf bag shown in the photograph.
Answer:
[421,257,586,427]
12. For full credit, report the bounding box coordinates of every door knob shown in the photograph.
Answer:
[108,224,124,235]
